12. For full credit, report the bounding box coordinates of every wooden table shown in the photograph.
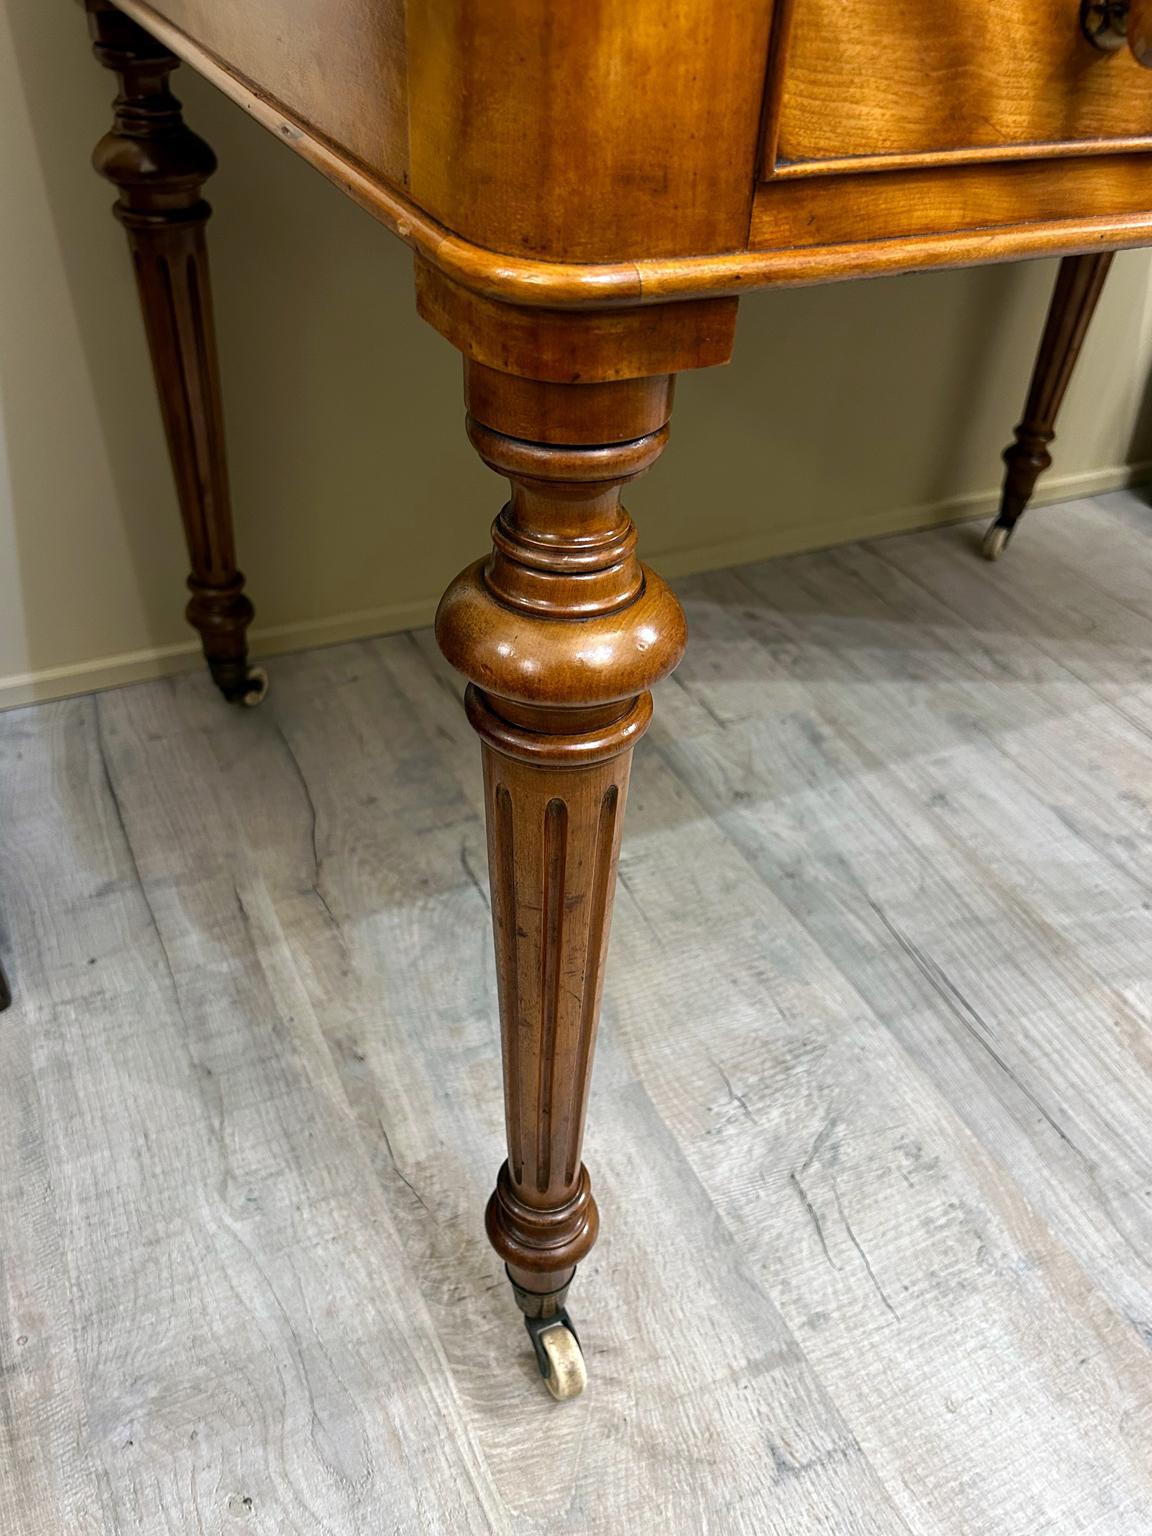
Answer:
[82,0,1152,1400]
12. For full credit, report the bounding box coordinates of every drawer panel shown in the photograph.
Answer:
[750,152,1152,250]
[766,0,1152,177]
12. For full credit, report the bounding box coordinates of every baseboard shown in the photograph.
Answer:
[2,461,1149,712]
[650,460,1152,582]
[0,598,435,712]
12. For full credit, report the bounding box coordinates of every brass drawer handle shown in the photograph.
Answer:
[1082,0,1152,65]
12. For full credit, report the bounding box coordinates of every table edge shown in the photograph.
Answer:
[114,0,1152,309]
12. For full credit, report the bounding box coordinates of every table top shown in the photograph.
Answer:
[110,0,1152,307]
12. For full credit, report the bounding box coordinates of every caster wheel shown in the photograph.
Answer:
[210,662,270,707]
[982,523,1011,562]
[240,666,270,707]
[537,1323,587,1402]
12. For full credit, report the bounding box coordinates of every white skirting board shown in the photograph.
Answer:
[1,460,1148,711]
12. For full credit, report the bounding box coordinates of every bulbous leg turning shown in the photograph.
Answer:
[436,363,687,1398]
[87,1,262,703]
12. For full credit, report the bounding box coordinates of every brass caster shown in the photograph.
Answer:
[240,666,270,707]
[526,1311,587,1401]
[982,522,1012,562]
[539,1324,587,1401]
[210,661,270,706]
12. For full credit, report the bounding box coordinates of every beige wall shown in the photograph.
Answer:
[4,0,1152,709]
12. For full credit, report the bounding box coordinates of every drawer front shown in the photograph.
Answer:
[765,0,1152,177]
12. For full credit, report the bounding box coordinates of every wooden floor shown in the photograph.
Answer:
[4,490,1152,1534]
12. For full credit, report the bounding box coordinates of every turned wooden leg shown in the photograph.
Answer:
[435,363,687,1398]
[418,260,735,1398]
[0,964,10,1013]
[86,1,264,704]
[983,251,1115,561]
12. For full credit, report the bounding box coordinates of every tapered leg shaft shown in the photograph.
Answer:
[436,365,686,1334]
[984,251,1114,558]
[86,1,263,703]
[416,263,739,1397]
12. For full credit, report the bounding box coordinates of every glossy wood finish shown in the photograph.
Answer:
[109,0,1152,303]
[87,0,259,704]
[749,155,1152,254]
[770,0,1152,174]
[429,301,732,1322]
[405,0,774,262]
[991,253,1115,548]
[135,0,773,264]
[426,288,735,1323]
[436,365,688,1312]
[141,0,409,186]
[76,0,1152,1392]
[415,262,740,383]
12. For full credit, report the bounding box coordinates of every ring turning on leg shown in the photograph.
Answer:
[436,364,687,1396]
[985,251,1114,560]
[86,1,262,703]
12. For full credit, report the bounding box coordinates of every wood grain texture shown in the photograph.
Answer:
[750,153,1152,252]
[774,0,1152,170]
[436,367,688,1313]
[141,0,409,189]
[405,0,775,262]
[103,0,1152,305]
[415,262,740,383]
[0,695,500,1534]
[121,0,775,263]
[667,495,1152,1381]
[5,492,1152,1528]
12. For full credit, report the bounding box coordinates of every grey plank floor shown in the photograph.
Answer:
[3,489,1152,1535]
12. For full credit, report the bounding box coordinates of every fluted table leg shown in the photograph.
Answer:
[983,251,1114,561]
[435,362,688,1398]
[86,1,264,703]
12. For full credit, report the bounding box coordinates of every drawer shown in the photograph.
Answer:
[764,0,1152,178]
